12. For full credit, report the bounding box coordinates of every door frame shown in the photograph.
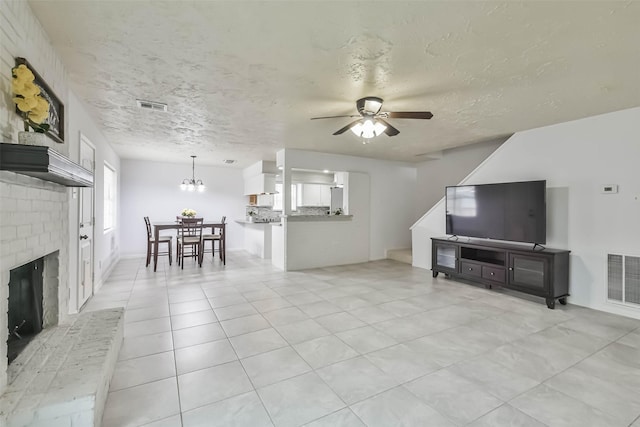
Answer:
[78,133,96,310]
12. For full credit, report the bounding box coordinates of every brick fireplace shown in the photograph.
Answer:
[7,252,60,364]
[0,171,70,395]
[1,169,123,427]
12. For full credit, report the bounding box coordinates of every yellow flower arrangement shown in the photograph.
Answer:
[12,64,50,133]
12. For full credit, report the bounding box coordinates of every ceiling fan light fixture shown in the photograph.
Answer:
[364,98,382,114]
[356,96,384,115]
[351,119,387,139]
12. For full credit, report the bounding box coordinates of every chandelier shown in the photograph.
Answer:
[180,155,205,192]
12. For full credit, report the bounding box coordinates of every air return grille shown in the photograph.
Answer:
[136,99,168,112]
[607,254,640,307]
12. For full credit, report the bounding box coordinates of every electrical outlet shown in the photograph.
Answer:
[601,184,618,194]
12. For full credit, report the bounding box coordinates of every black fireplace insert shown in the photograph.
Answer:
[7,257,44,363]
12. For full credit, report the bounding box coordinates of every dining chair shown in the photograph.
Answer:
[144,216,172,267]
[177,217,204,269]
[202,216,226,265]
[175,216,183,259]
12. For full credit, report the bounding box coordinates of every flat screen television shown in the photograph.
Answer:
[445,180,546,244]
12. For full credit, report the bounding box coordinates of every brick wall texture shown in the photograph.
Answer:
[1,0,71,395]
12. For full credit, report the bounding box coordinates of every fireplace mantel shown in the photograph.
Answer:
[0,143,93,187]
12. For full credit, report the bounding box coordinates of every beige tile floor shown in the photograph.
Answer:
[91,251,640,427]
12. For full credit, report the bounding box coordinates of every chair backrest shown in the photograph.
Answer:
[144,216,152,239]
[181,217,203,239]
[211,216,226,235]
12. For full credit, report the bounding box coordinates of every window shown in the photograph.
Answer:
[104,163,117,231]
[273,183,297,211]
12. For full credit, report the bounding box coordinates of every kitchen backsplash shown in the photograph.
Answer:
[294,206,330,216]
[246,206,280,222]
[246,205,329,221]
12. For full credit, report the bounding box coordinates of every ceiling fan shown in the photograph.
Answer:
[311,96,433,139]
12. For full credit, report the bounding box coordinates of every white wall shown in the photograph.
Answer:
[285,172,371,270]
[281,149,416,260]
[119,159,246,256]
[412,107,640,319]
[415,139,504,218]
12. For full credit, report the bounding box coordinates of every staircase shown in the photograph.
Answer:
[387,248,412,265]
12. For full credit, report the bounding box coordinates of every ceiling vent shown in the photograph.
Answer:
[136,99,168,112]
[223,160,236,165]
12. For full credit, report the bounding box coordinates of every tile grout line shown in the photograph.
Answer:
[202,278,278,427]
[162,259,185,427]
[102,255,640,427]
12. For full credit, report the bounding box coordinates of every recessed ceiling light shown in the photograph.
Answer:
[278,166,283,170]
[323,170,330,173]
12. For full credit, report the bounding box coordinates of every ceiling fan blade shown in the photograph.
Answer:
[385,111,433,119]
[376,118,400,137]
[311,115,361,120]
[333,120,362,135]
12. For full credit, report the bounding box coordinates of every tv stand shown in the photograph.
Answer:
[431,237,570,309]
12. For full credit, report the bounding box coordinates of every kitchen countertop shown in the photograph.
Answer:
[238,215,353,224]
[286,215,353,222]
[235,219,281,225]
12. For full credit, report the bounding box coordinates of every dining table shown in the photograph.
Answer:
[152,220,226,271]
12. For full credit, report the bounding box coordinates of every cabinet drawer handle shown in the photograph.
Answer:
[490,272,495,276]
[509,267,513,271]
[468,267,473,271]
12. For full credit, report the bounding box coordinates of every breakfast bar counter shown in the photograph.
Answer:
[285,215,353,222]
[236,219,273,258]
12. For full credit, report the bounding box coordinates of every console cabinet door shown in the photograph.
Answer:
[433,243,459,274]
[508,253,549,294]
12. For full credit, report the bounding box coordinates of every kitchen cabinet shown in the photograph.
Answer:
[432,242,459,275]
[243,173,276,196]
[297,183,331,206]
[257,194,274,206]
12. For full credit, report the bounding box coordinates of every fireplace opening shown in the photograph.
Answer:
[7,257,44,364]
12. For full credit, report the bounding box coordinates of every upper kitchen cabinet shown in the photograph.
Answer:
[288,169,337,207]
[243,160,278,195]
[297,183,331,206]
[244,173,276,195]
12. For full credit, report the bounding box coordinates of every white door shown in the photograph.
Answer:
[78,135,95,309]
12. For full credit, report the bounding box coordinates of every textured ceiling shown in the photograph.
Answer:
[29,1,640,168]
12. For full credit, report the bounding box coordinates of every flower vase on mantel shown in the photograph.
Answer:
[18,131,48,146]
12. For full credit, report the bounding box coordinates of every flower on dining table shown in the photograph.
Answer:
[181,208,197,217]
[11,64,50,133]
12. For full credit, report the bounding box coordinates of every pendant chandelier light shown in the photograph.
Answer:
[180,155,205,192]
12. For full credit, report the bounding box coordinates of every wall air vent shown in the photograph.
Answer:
[607,253,640,307]
[223,160,236,165]
[136,99,168,112]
